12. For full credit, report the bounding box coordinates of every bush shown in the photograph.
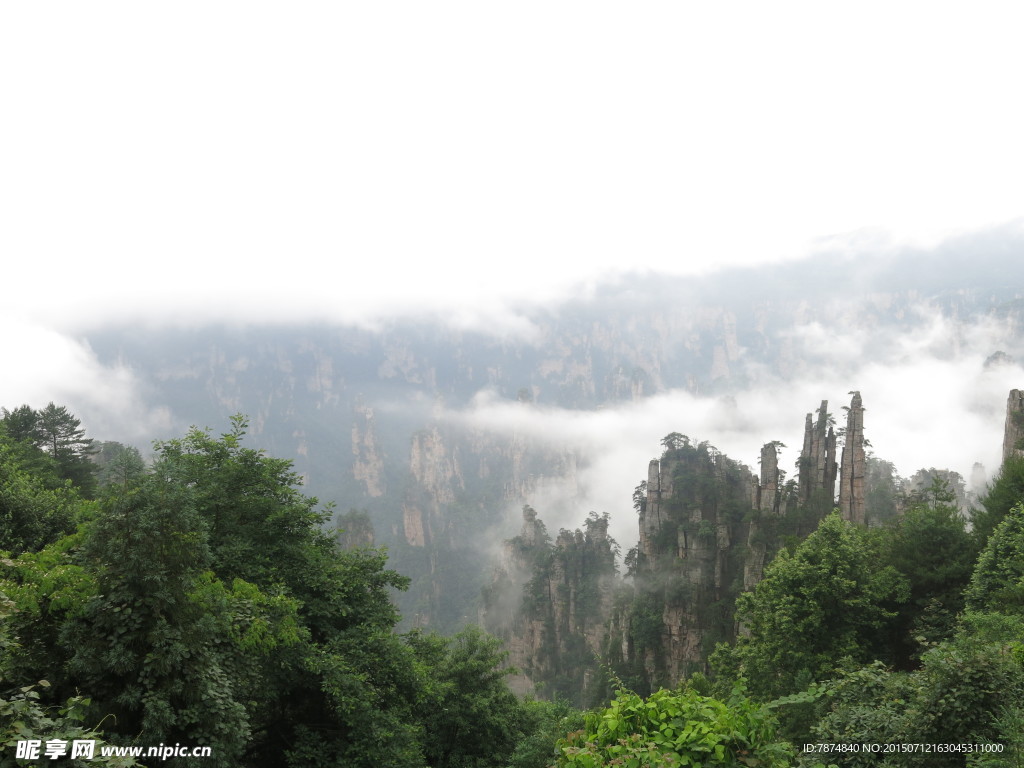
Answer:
[551,684,794,767]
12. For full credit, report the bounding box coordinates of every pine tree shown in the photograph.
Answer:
[35,403,97,495]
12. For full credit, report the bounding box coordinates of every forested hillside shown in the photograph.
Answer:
[478,390,1024,766]
[4,392,1024,766]
[0,406,576,767]
[78,249,1024,635]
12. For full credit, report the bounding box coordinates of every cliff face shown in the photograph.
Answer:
[399,426,464,548]
[616,438,785,686]
[1003,389,1024,465]
[392,421,581,628]
[481,506,617,703]
[351,401,386,498]
[82,264,1020,638]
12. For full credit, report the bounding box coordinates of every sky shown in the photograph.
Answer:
[3,4,1024,543]
[3,3,1024,331]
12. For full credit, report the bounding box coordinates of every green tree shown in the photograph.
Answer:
[0,441,76,555]
[864,454,902,526]
[881,496,978,663]
[506,698,584,768]
[0,597,142,767]
[408,625,527,768]
[973,456,1024,547]
[152,417,329,599]
[64,473,251,766]
[152,417,428,767]
[965,503,1024,614]
[0,406,40,445]
[811,614,1024,767]
[93,442,146,489]
[0,408,62,489]
[1,415,539,767]
[660,432,690,452]
[34,403,97,496]
[720,513,908,700]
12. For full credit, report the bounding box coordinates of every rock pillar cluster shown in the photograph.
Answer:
[838,392,866,525]
[489,392,890,701]
[481,506,617,703]
[798,400,837,508]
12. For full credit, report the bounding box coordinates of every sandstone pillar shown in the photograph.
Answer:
[1002,389,1024,465]
[839,392,866,525]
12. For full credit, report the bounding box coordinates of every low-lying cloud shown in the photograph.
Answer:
[1,318,172,447]
[450,304,1024,550]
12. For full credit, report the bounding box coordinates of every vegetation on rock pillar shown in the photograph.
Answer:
[972,456,1024,547]
[966,502,1024,615]
[716,513,908,700]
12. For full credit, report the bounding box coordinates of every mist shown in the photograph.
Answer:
[0,318,172,444]
[451,303,1024,550]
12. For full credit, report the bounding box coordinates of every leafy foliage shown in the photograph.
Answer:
[881,498,978,664]
[721,513,908,700]
[0,441,76,555]
[506,698,584,768]
[92,442,146,490]
[551,685,794,768]
[1,403,98,497]
[810,614,1024,767]
[966,503,1024,615]
[64,471,252,766]
[0,596,141,767]
[972,456,1024,546]
[407,625,526,768]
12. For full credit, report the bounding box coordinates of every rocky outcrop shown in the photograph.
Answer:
[839,392,866,525]
[622,438,774,683]
[487,392,926,701]
[744,442,788,589]
[401,503,428,547]
[481,506,617,703]
[1003,389,1024,465]
[399,426,466,548]
[409,426,463,504]
[351,402,386,497]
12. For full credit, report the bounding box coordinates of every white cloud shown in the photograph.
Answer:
[0,319,172,446]
[2,4,1024,332]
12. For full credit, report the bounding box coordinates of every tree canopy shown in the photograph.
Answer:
[720,513,908,700]
[1,411,555,767]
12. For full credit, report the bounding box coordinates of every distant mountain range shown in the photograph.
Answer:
[84,230,1024,630]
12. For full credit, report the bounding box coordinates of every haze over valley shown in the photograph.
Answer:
[6,234,1022,628]
[6,5,1024,762]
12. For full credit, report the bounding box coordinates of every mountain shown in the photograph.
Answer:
[80,237,1024,631]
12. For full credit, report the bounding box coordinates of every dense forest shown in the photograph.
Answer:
[3,400,1024,767]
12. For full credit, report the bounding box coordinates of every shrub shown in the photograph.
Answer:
[551,684,794,767]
